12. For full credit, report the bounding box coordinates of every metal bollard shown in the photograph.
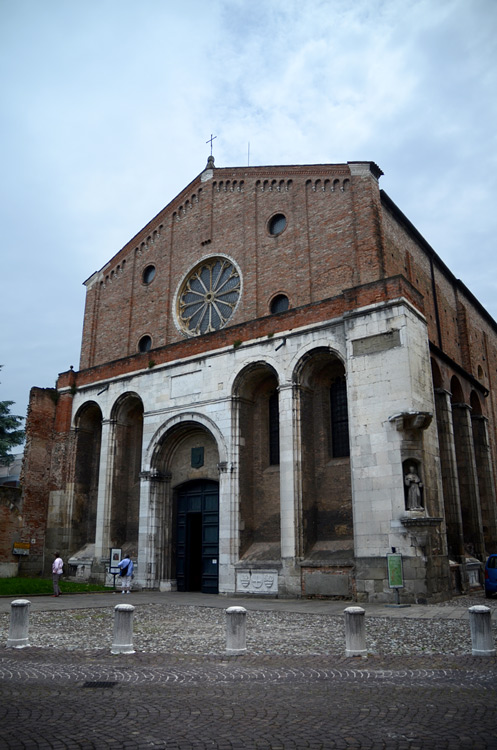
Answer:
[468,605,496,656]
[344,606,367,657]
[6,599,31,649]
[111,603,135,654]
[226,606,247,654]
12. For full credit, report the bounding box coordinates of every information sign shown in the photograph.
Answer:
[109,547,122,575]
[387,553,404,589]
[13,542,30,556]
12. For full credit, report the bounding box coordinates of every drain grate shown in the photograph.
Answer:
[82,681,117,689]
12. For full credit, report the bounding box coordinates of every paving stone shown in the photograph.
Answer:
[0,593,496,748]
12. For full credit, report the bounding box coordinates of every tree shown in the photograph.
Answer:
[0,366,25,465]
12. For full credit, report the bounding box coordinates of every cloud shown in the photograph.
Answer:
[1,0,496,425]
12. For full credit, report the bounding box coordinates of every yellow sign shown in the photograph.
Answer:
[13,542,30,556]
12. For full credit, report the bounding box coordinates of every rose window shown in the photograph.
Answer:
[177,257,241,336]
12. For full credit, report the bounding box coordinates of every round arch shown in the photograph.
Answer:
[144,415,223,594]
[291,342,346,386]
[450,376,465,405]
[71,400,103,555]
[146,411,228,471]
[292,345,352,558]
[431,358,444,390]
[108,391,144,554]
[228,354,283,396]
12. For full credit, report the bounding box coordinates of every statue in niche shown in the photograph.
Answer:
[404,464,423,510]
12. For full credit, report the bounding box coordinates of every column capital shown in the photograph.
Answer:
[139,470,172,483]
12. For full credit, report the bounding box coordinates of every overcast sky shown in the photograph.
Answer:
[1,0,496,434]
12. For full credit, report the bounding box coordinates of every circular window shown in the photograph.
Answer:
[176,257,241,336]
[138,335,152,353]
[142,265,156,284]
[268,213,287,236]
[270,294,289,314]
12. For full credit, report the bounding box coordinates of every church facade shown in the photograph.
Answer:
[19,158,497,602]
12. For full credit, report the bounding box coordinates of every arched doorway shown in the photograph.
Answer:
[175,479,219,593]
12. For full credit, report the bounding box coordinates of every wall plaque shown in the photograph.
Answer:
[236,569,278,594]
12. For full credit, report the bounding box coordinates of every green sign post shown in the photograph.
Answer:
[386,552,406,606]
[387,553,403,588]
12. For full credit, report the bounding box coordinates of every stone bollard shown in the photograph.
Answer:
[226,606,247,655]
[468,605,496,656]
[111,604,135,654]
[6,599,31,649]
[344,606,367,657]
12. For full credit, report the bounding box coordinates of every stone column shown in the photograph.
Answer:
[6,599,31,648]
[278,384,301,596]
[111,603,135,654]
[469,605,496,656]
[434,389,464,560]
[218,459,235,594]
[226,606,247,654]
[452,403,485,561]
[471,414,497,554]
[94,418,117,559]
[344,606,367,657]
[138,470,171,590]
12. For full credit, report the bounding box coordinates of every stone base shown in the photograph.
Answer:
[235,569,278,595]
[159,579,177,592]
[0,563,18,578]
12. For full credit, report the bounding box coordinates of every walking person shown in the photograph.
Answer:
[118,554,134,594]
[52,552,63,597]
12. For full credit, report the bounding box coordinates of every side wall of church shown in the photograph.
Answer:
[381,202,497,475]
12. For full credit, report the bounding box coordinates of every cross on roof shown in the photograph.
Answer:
[206,133,217,156]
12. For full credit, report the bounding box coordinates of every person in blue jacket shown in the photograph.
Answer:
[117,554,134,594]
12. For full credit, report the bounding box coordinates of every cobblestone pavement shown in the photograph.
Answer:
[1,593,496,749]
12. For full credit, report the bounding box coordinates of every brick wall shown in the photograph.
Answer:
[18,387,59,575]
[79,163,386,370]
[0,487,22,572]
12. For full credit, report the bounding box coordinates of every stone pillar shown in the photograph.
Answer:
[94,418,117,559]
[278,384,297,559]
[217,458,236,595]
[434,389,464,560]
[226,606,247,655]
[278,384,301,597]
[471,414,497,554]
[138,470,171,590]
[111,604,135,654]
[452,403,485,561]
[6,599,31,648]
[468,605,496,656]
[344,606,367,657]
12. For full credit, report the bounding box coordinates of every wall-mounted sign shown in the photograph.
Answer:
[13,542,30,556]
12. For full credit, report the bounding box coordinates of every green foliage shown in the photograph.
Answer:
[0,577,108,596]
[0,367,25,466]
